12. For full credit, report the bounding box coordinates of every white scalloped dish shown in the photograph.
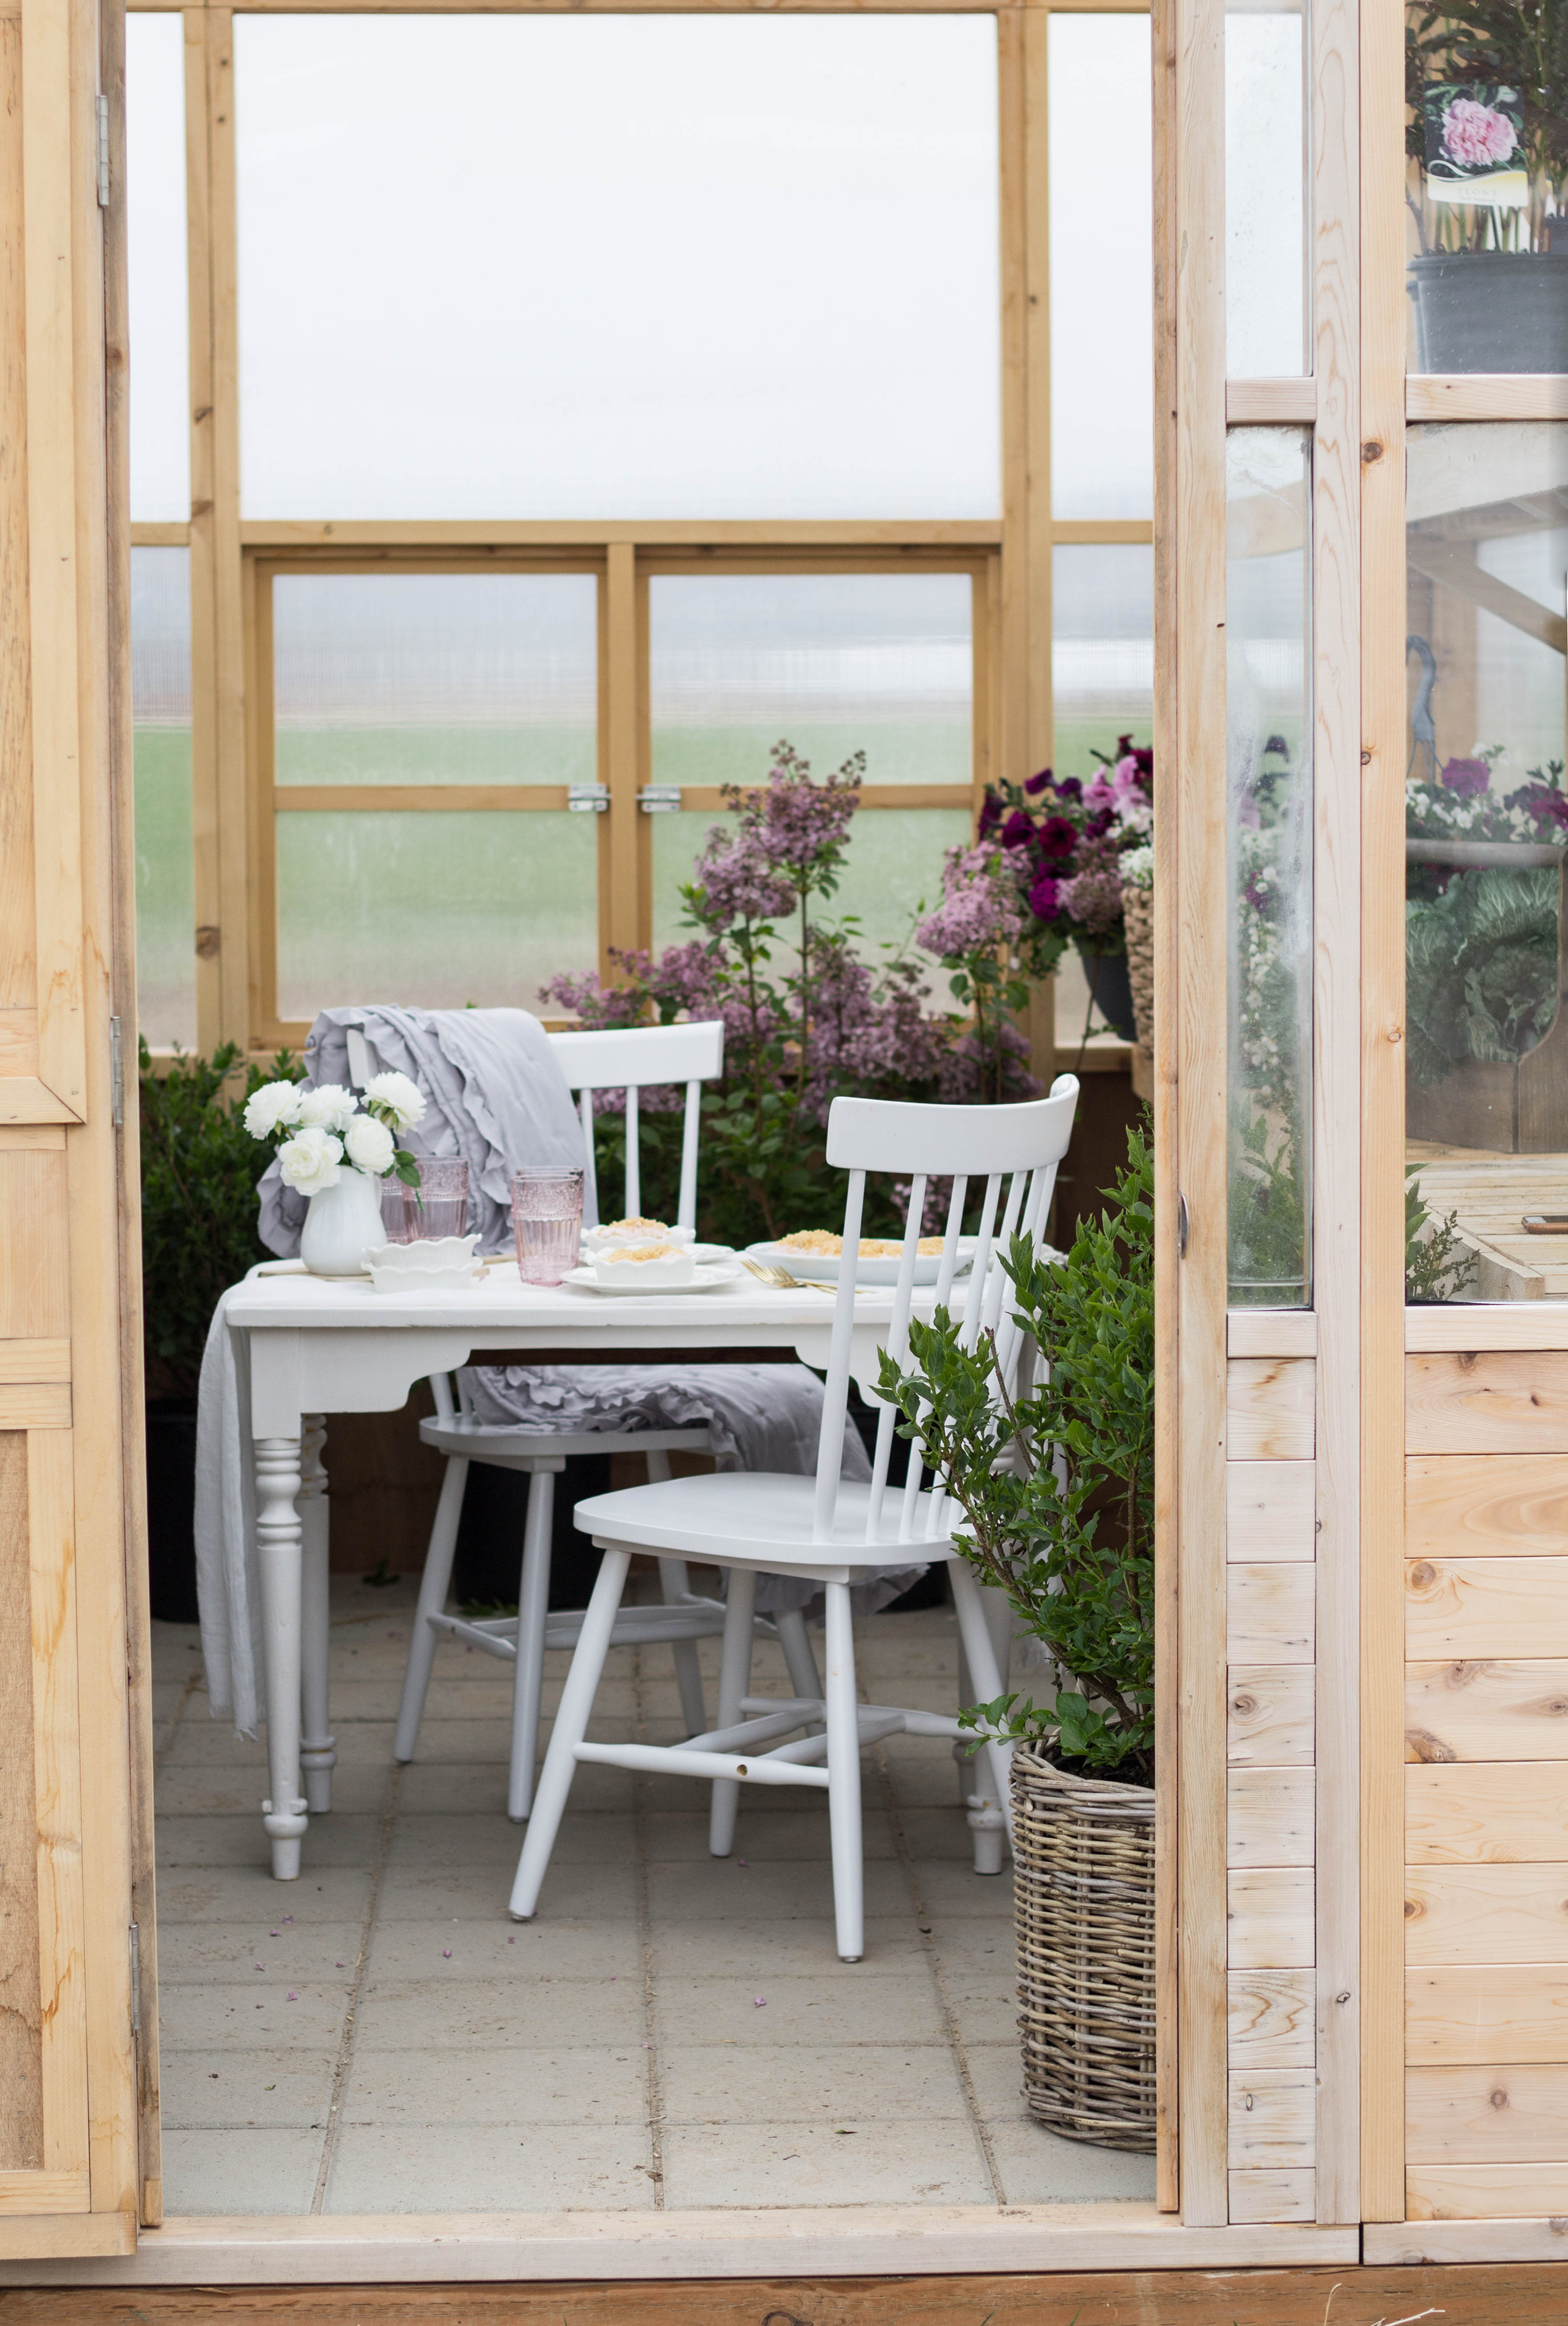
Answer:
[366,1235,483,1294]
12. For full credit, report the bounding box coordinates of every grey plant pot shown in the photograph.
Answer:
[1407,252,1568,375]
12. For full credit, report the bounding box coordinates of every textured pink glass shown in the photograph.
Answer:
[379,1158,470,1245]
[510,1167,584,1286]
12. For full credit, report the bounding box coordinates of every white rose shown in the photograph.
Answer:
[343,1114,396,1177]
[362,1070,426,1132]
[277,1127,343,1197]
[298,1083,357,1133]
[243,1081,305,1141]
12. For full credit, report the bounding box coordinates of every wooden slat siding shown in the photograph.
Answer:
[1407,2065,1568,2164]
[0,2173,87,2214]
[1228,2068,1315,2168]
[1228,2167,1317,2223]
[1225,1567,1315,1667]
[1227,1868,1315,1969]
[27,1430,87,2180]
[0,1435,42,2171]
[0,1388,68,1431]
[1407,375,1568,421]
[0,1152,69,1342]
[0,10,35,1058]
[1227,1666,1315,1767]
[1408,1307,1568,1355]
[1407,1969,1568,2066]
[1225,1461,1316,1561]
[1226,1360,1316,1462]
[1407,1353,1568,1456]
[1407,1557,1568,1661]
[1407,1764,1568,1865]
[0,2213,130,2261]
[0,1343,68,1385]
[1407,2162,1568,2219]
[1406,1866,1568,1965]
[1226,1310,1318,1360]
[1227,1969,1315,2066]
[1408,1661,1568,1763]
[1226,1770,1314,1869]
[1408,1454,1568,1558]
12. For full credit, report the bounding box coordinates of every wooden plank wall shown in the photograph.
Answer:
[1224,1355,1317,2222]
[1403,1353,1568,2220]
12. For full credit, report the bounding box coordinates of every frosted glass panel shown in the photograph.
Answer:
[1049,16,1153,521]
[271,574,597,787]
[236,16,1000,520]
[131,550,195,1051]
[1226,3,1307,378]
[649,574,973,792]
[276,812,598,1019]
[652,806,969,959]
[1051,546,1154,781]
[126,16,190,521]
[1226,429,1312,1306]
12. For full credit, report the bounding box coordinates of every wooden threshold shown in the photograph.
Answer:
[1367,2219,1568,2265]
[0,2206,1358,2288]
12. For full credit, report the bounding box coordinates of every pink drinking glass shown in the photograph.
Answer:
[510,1167,584,1286]
[379,1158,470,1245]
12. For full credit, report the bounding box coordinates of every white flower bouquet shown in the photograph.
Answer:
[244,1071,427,1198]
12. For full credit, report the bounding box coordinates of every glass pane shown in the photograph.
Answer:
[275,811,599,1020]
[126,15,190,521]
[272,574,597,788]
[131,548,195,1052]
[1404,421,1568,1301]
[1051,544,1154,781]
[1226,0,1306,378]
[1405,4,1568,373]
[1226,428,1312,1306]
[1049,16,1153,520]
[235,17,1000,520]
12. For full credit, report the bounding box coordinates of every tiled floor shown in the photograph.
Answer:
[151,1575,1156,2217]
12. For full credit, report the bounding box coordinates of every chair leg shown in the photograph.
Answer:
[510,1547,631,1920]
[823,1580,864,1964]
[949,1560,1015,1849]
[393,1454,470,1764]
[707,1564,757,1859]
[646,1450,708,1738]
[507,1467,556,1823]
[776,1606,822,1703]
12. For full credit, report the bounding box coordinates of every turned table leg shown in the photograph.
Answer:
[256,1431,309,1879]
[298,1415,337,1815]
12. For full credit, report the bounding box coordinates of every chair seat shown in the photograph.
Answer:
[575,1471,956,1572]
[420,1414,714,1463]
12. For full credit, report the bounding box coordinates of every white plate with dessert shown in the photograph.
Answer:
[580,1217,734,1268]
[564,1240,743,1296]
[744,1232,978,1287]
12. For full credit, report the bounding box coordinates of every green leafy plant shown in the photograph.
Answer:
[139,1040,298,1402]
[1406,1169,1480,1302]
[877,1126,1155,1784]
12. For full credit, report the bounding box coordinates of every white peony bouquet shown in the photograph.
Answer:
[243,1070,427,1200]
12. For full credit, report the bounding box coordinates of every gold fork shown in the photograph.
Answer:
[740,1256,837,1294]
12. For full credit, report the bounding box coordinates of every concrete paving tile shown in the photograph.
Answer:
[926,1917,1015,1978]
[385,1808,635,1867]
[661,2042,969,2125]
[660,2118,992,2209]
[985,2113,1157,2204]
[162,1719,395,1771]
[156,1813,382,1872]
[366,1916,640,1985]
[353,1975,644,2051]
[882,1757,975,1809]
[162,2128,324,2215]
[153,1868,372,1926]
[961,2042,1030,2120]
[155,1922,363,1984]
[654,1973,944,2048]
[650,1917,926,1981]
[913,1859,1029,1916]
[157,1981,351,2052]
[377,1858,636,1924]
[160,2049,334,2129]
[340,2045,649,2126]
[323,2122,657,2213]
[641,1809,897,1864]
[645,1855,910,1924]
[149,1622,206,1682]
[943,1981,1023,2049]
[897,1806,1003,1865]
[402,1717,527,1765]
[156,1763,392,1819]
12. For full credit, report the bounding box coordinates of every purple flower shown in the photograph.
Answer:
[1440,756,1491,798]
[1520,784,1568,831]
[692,828,796,928]
[1037,815,1077,861]
[1055,776,1083,801]
[1023,769,1052,796]
[914,842,1025,961]
[1000,809,1034,850]
[1028,873,1063,920]
[977,790,1004,837]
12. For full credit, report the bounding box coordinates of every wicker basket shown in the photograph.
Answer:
[1012,1742,1157,2150]
[1122,884,1155,1062]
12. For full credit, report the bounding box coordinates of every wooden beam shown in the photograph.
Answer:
[1408,376,1568,422]
[239,519,1005,550]
[1407,534,1567,656]
[184,6,220,1056]
[603,544,638,977]
[206,10,246,1050]
[1225,379,1318,425]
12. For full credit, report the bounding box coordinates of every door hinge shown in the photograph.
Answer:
[128,1923,141,2037]
[567,783,609,814]
[110,1015,124,1127]
[638,785,683,815]
[1176,1189,1189,1259]
[96,94,110,207]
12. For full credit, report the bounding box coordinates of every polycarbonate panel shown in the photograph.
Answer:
[1051,545,1154,781]
[131,549,195,1051]
[1226,429,1312,1306]
[126,15,190,521]
[1226,0,1307,378]
[236,16,1000,520]
[271,574,597,787]
[1049,16,1154,521]
[275,811,599,1020]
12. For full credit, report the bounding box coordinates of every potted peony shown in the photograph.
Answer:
[244,1071,426,1275]
[879,1126,1155,2151]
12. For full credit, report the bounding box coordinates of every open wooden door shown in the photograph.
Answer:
[0,0,157,2260]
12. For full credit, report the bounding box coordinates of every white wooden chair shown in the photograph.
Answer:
[376,1019,823,1822]
[509,1075,1081,1961]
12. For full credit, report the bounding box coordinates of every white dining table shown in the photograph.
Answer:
[225,1262,965,1878]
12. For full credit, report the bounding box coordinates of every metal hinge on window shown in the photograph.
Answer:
[96,95,110,207]
[567,784,609,814]
[110,1015,124,1128]
[638,785,682,816]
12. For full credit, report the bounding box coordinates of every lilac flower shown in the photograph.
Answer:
[914,844,1024,960]
[690,828,795,929]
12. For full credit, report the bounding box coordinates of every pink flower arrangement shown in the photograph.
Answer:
[1442,96,1517,169]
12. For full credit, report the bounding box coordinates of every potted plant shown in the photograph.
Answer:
[879,1126,1156,2152]
[1406,0,1568,370]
